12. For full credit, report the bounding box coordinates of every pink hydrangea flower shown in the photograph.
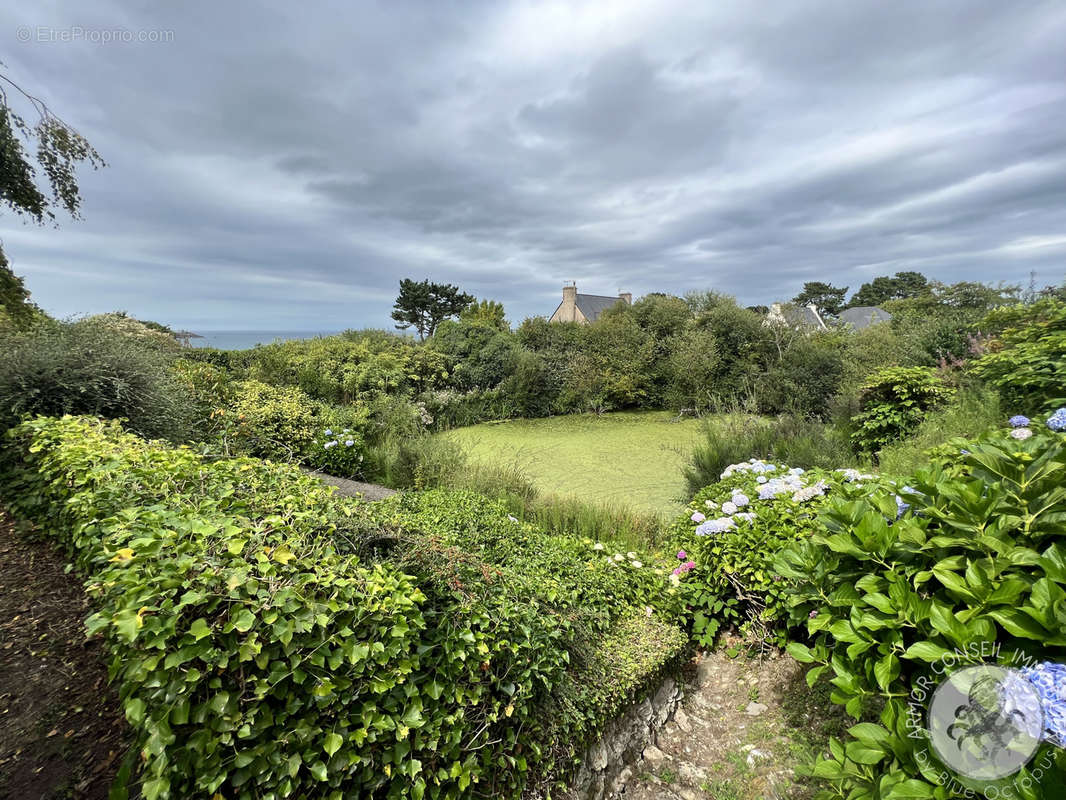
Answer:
[677,550,687,560]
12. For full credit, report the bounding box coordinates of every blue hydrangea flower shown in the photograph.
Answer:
[345,439,355,447]
[324,440,338,449]
[894,495,910,519]
[324,429,333,436]
[1020,663,1066,746]
[696,517,735,535]
[1048,409,1066,432]
[1009,415,1031,428]
[732,493,750,508]
[756,475,768,484]
[758,481,787,500]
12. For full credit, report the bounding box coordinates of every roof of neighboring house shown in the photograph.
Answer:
[771,303,827,330]
[836,306,892,330]
[575,293,626,323]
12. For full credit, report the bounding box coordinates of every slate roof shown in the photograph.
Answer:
[575,294,625,323]
[836,306,892,330]
[779,304,825,329]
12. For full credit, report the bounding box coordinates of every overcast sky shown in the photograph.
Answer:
[3,1,1066,331]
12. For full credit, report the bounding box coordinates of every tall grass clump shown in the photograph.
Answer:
[683,414,854,496]
[436,459,666,548]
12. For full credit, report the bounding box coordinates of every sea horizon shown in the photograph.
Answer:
[187,330,341,350]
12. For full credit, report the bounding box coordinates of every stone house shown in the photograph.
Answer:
[549,283,632,324]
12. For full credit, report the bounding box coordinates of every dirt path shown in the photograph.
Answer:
[0,514,131,800]
[625,642,847,800]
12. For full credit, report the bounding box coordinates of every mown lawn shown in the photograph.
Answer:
[443,411,706,515]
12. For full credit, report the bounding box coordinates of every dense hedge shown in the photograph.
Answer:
[0,415,687,799]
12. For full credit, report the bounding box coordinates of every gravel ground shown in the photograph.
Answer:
[305,470,397,501]
[624,640,848,800]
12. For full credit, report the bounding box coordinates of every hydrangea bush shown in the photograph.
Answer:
[304,425,366,477]
[778,412,1066,798]
[669,458,890,647]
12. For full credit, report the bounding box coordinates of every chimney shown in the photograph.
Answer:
[561,283,577,322]
[619,291,632,305]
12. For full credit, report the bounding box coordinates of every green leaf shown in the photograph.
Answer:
[786,641,816,663]
[125,697,146,725]
[883,779,936,799]
[188,618,211,641]
[232,609,256,633]
[988,608,1048,640]
[848,722,891,749]
[903,640,952,663]
[323,732,343,757]
[874,653,901,691]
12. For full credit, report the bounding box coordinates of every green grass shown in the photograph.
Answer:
[442,411,705,516]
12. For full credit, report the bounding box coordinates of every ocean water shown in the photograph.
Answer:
[188,330,340,350]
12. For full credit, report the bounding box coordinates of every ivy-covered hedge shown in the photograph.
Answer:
[778,413,1066,798]
[0,415,687,800]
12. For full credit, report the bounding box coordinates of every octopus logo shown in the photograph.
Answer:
[928,665,1044,780]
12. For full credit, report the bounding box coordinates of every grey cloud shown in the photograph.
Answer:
[1,0,1065,330]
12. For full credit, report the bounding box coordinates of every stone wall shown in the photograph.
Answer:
[566,675,685,800]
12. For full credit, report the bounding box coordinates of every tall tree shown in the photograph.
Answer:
[391,278,474,340]
[0,70,104,325]
[459,298,509,331]
[849,271,931,307]
[792,281,848,316]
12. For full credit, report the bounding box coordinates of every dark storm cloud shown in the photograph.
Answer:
[2,0,1066,330]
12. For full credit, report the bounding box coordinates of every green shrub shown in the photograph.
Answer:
[969,299,1066,412]
[2,416,689,800]
[245,334,448,404]
[849,366,955,454]
[875,385,1001,476]
[229,380,316,459]
[683,415,855,496]
[170,358,237,441]
[304,422,367,478]
[0,317,193,440]
[178,346,253,372]
[756,333,845,419]
[777,418,1066,797]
